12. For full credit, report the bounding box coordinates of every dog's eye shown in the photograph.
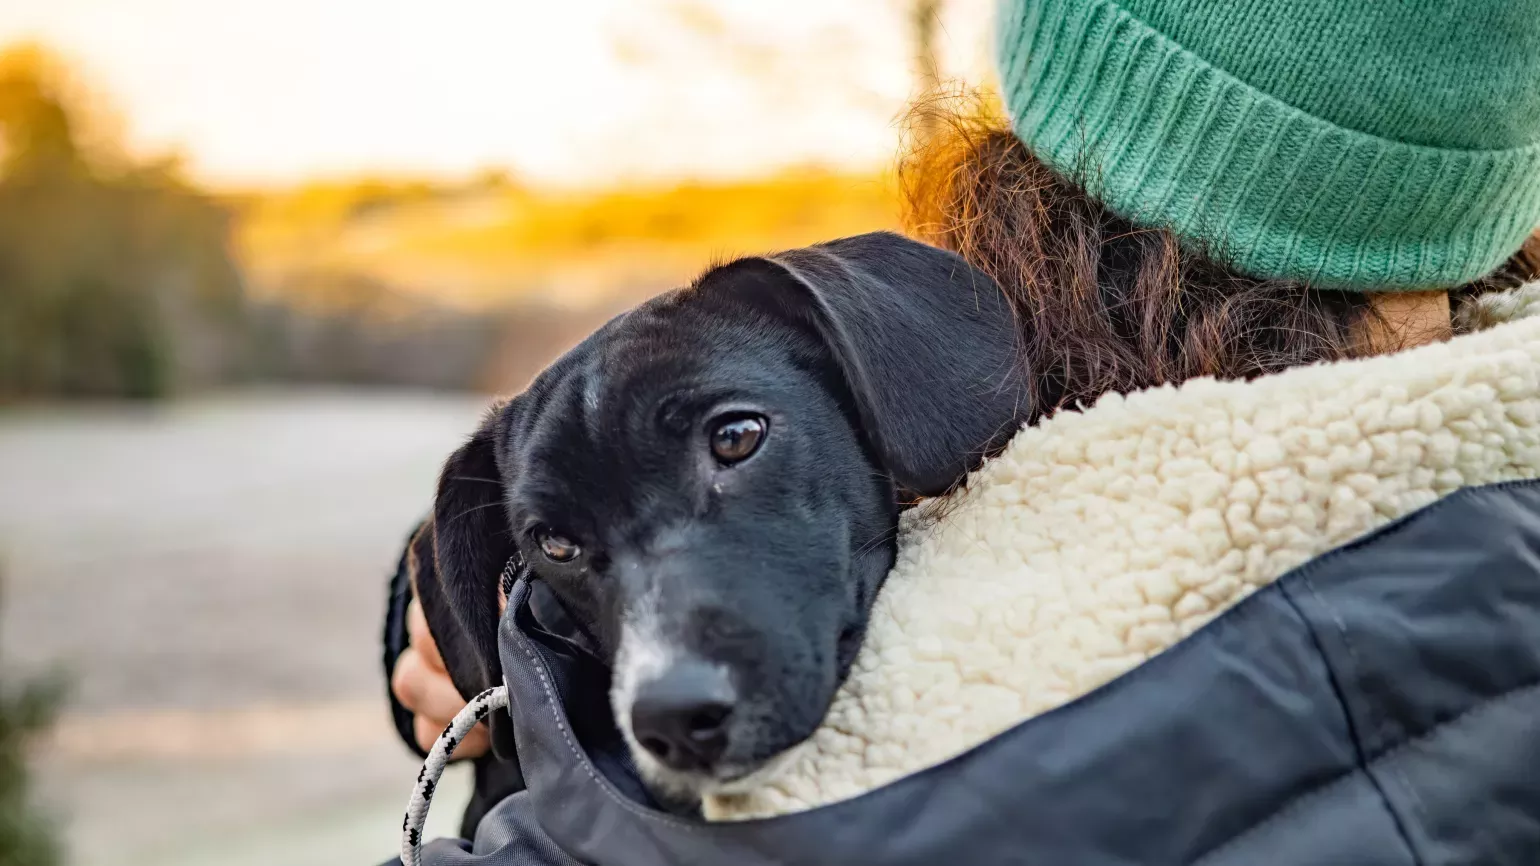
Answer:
[534,529,581,563]
[710,415,766,464]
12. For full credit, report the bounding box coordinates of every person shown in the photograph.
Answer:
[382,0,1540,860]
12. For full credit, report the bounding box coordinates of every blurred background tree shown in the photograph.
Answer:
[909,0,944,142]
[0,44,246,401]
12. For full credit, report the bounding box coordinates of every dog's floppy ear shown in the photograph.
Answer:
[745,230,1030,496]
[416,405,521,760]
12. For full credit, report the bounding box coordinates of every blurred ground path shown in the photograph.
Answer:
[0,389,492,865]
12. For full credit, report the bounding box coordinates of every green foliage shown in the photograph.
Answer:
[0,566,63,866]
[0,678,62,866]
[0,44,246,402]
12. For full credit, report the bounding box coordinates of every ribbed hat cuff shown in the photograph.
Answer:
[997,0,1540,290]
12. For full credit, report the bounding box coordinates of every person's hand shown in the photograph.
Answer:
[391,598,490,757]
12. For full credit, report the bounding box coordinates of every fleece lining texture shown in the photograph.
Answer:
[706,282,1540,820]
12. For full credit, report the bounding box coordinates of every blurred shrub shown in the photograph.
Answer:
[0,674,61,866]
[245,268,500,390]
[0,568,64,866]
[241,267,628,394]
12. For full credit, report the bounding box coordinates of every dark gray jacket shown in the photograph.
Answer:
[386,479,1540,865]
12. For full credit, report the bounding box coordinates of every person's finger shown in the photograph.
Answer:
[391,646,474,724]
[391,647,428,711]
[415,713,490,757]
[406,599,447,674]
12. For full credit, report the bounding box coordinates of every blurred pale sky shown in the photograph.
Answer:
[0,0,994,187]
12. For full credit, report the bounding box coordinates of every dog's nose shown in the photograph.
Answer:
[630,662,735,772]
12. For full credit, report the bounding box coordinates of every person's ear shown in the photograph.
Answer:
[415,403,522,761]
[700,231,1031,496]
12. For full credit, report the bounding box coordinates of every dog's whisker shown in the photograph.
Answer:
[445,501,506,525]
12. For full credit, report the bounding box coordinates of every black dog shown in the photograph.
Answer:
[415,231,1030,805]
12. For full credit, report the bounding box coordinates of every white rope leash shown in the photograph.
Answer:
[401,685,510,866]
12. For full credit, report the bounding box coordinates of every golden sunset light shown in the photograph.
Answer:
[0,0,992,187]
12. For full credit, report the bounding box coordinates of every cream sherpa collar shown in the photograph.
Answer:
[708,283,1540,820]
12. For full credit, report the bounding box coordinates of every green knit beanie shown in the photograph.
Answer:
[995,0,1540,290]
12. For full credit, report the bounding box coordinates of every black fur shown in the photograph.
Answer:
[420,231,1029,798]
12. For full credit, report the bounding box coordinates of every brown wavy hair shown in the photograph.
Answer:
[898,92,1540,421]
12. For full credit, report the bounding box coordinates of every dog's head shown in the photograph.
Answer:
[416,231,1029,802]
